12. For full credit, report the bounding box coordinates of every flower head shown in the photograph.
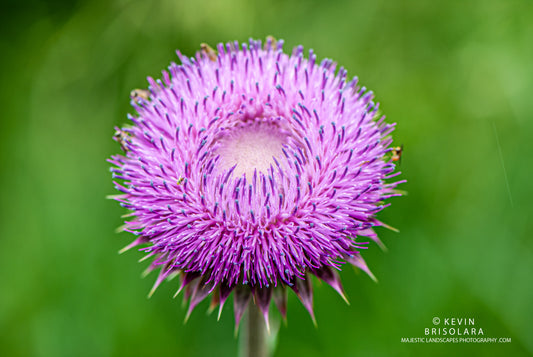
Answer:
[109,38,403,327]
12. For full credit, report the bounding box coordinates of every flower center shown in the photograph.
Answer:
[216,120,287,179]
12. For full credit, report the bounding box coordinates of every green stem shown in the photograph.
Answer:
[239,303,269,357]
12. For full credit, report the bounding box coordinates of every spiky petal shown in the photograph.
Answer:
[186,276,215,322]
[346,252,378,282]
[291,274,316,325]
[312,266,349,305]
[253,286,273,332]
[272,286,288,321]
[234,285,252,330]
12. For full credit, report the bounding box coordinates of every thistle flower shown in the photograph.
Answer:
[109,38,403,328]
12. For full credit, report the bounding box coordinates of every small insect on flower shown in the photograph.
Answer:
[113,128,132,153]
[200,43,218,62]
[130,89,150,102]
[391,145,403,164]
[109,38,404,329]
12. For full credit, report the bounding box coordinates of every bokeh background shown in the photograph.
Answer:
[1,0,532,356]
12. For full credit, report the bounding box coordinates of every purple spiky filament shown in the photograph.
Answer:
[109,38,403,327]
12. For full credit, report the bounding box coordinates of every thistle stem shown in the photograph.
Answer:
[239,303,270,357]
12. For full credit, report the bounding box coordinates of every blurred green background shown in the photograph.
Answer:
[1,0,532,356]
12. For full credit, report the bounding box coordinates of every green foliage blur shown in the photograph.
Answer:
[1,0,532,356]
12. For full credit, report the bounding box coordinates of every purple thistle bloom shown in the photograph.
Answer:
[109,38,403,327]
